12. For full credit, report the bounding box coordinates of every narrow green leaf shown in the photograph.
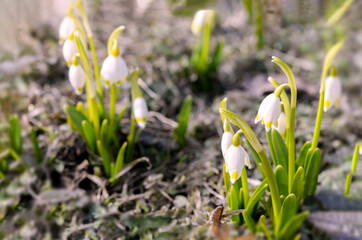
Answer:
[210,40,223,71]
[245,179,268,216]
[0,159,8,177]
[277,194,297,235]
[345,173,352,196]
[114,106,128,133]
[242,211,256,233]
[271,129,288,170]
[96,140,112,177]
[304,148,321,196]
[267,130,278,167]
[229,185,241,223]
[65,105,87,137]
[244,139,266,178]
[30,128,42,163]
[296,141,311,168]
[256,215,273,240]
[173,96,192,148]
[223,164,230,196]
[9,115,22,155]
[275,165,288,196]
[100,119,109,146]
[238,187,245,210]
[112,142,128,179]
[291,167,305,202]
[278,211,309,240]
[82,120,97,153]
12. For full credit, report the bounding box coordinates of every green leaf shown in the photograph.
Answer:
[9,115,22,156]
[271,129,288,170]
[210,40,223,71]
[97,140,112,177]
[291,167,305,202]
[296,141,311,168]
[244,139,266,178]
[100,119,109,146]
[275,165,288,196]
[229,185,241,223]
[82,120,97,153]
[277,194,297,235]
[242,211,256,233]
[238,187,245,209]
[245,179,268,216]
[0,159,8,177]
[112,142,128,179]
[256,215,273,240]
[278,211,309,240]
[173,96,192,148]
[304,148,321,196]
[345,173,352,196]
[30,128,42,163]
[114,106,128,133]
[65,105,87,137]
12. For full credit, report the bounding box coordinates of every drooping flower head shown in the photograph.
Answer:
[59,17,75,43]
[68,55,86,95]
[324,66,341,112]
[221,119,233,159]
[62,31,78,66]
[191,10,216,35]
[255,93,281,132]
[274,112,286,138]
[225,131,251,184]
[133,97,148,129]
[100,41,128,87]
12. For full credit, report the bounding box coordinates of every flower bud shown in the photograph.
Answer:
[62,32,78,66]
[191,10,216,35]
[59,17,75,43]
[324,67,341,112]
[69,56,86,95]
[133,97,148,129]
[255,93,281,131]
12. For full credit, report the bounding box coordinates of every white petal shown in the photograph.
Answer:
[225,145,245,184]
[240,146,251,168]
[59,17,75,42]
[191,10,208,34]
[255,94,274,124]
[100,55,128,85]
[359,146,362,155]
[133,97,148,128]
[62,39,78,65]
[221,132,233,159]
[274,112,286,136]
[263,94,281,131]
[69,65,86,93]
[324,76,342,112]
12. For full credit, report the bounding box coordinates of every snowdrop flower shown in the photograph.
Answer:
[225,131,251,184]
[62,32,78,66]
[100,42,128,87]
[133,97,148,129]
[324,67,341,112]
[274,112,286,138]
[255,93,281,132]
[191,10,216,35]
[59,17,75,43]
[221,119,233,159]
[68,56,86,95]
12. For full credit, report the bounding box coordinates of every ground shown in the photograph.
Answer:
[0,0,362,239]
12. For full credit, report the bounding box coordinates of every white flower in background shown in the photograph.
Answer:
[324,75,341,112]
[274,112,286,138]
[59,17,75,43]
[100,44,128,87]
[359,145,362,155]
[255,93,281,131]
[62,32,78,66]
[133,97,148,129]
[225,133,251,184]
[69,56,86,95]
[191,9,216,35]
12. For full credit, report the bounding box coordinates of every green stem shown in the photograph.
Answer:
[311,40,344,149]
[110,84,117,129]
[271,57,296,193]
[266,130,278,167]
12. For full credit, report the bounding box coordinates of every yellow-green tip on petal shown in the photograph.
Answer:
[111,40,119,57]
[330,65,338,77]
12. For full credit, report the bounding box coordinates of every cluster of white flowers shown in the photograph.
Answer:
[221,125,251,184]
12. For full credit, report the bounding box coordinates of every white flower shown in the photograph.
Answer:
[274,112,286,138]
[100,47,128,87]
[62,33,78,66]
[225,144,250,184]
[359,145,362,155]
[191,10,215,35]
[255,93,281,131]
[69,59,86,95]
[221,131,233,159]
[59,17,75,43]
[324,75,341,112]
[133,97,148,129]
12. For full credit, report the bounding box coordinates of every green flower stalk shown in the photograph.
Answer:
[345,142,362,195]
